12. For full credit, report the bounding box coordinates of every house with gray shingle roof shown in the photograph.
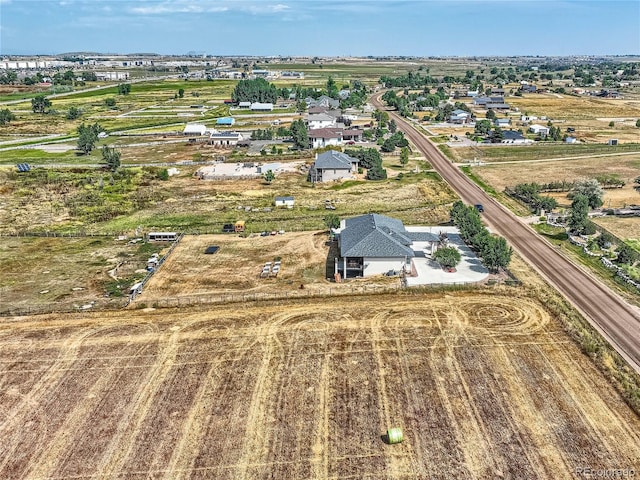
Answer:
[334,214,440,279]
[308,150,358,183]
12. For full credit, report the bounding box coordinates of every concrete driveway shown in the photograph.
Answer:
[405,226,489,286]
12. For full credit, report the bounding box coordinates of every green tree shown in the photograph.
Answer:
[117,83,131,95]
[101,145,121,172]
[81,71,97,82]
[31,95,51,114]
[388,119,397,133]
[474,119,492,136]
[433,246,461,269]
[365,163,387,180]
[263,169,275,183]
[636,119,640,128]
[568,194,590,234]
[105,97,116,108]
[400,146,409,166]
[289,119,308,150]
[231,78,278,103]
[609,121,615,127]
[0,108,16,125]
[66,106,81,120]
[77,122,102,155]
[178,88,184,98]
[481,236,513,273]
[324,213,340,230]
[569,179,604,209]
[326,76,339,99]
[597,231,614,249]
[616,244,638,265]
[485,109,497,120]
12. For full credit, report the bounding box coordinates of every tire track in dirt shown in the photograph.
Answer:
[0,324,108,474]
[25,336,154,479]
[161,319,263,480]
[94,324,184,477]
[235,311,298,480]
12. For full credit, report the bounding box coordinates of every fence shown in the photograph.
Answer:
[135,277,520,310]
[0,298,128,318]
[127,233,184,304]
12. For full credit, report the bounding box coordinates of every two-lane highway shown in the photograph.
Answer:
[371,95,640,374]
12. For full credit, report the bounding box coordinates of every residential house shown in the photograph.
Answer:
[334,214,440,279]
[520,84,537,93]
[274,196,294,208]
[308,128,343,149]
[501,130,531,144]
[491,88,505,95]
[495,118,511,128]
[308,150,359,183]
[306,95,340,109]
[473,96,504,106]
[521,115,538,122]
[449,109,471,124]
[529,124,550,136]
[342,128,363,142]
[307,113,337,130]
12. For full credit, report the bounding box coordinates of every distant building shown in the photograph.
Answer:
[183,123,207,136]
[495,118,511,128]
[308,128,343,149]
[309,150,359,183]
[274,196,295,208]
[449,109,471,124]
[209,131,241,146]
[307,113,336,130]
[216,117,235,126]
[250,102,273,111]
[501,130,531,144]
[529,124,550,136]
[238,101,252,108]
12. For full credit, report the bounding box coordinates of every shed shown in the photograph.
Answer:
[148,232,177,242]
[275,196,294,208]
[250,102,274,111]
[183,123,207,136]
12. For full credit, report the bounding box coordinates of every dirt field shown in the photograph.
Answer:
[142,231,336,298]
[1,291,639,479]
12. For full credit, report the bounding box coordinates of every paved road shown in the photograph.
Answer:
[371,96,640,374]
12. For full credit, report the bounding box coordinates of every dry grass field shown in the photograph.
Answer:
[470,154,640,208]
[1,292,639,479]
[0,236,166,313]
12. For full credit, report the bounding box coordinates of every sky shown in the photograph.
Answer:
[0,0,638,57]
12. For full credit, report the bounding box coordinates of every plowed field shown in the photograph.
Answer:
[1,292,639,479]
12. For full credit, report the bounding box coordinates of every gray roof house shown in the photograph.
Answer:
[335,214,439,279]
[308,150,358,183]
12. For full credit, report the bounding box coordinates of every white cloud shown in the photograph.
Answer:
[128,1,291,16]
